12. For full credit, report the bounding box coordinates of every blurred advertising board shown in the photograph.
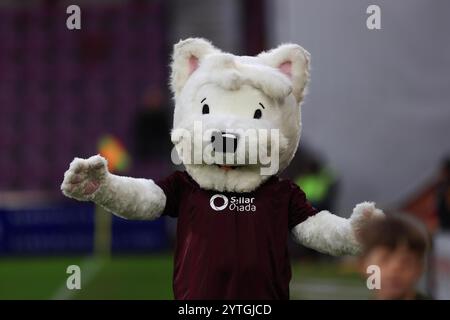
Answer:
[0,203,168,255]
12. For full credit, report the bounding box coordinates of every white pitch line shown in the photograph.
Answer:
[51,257,105,300]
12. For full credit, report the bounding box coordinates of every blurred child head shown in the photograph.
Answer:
[359,214,429,300]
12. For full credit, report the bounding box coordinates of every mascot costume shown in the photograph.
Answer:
[61,38,384,299]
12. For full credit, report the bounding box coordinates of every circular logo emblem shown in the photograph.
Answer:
[210,194,229,211]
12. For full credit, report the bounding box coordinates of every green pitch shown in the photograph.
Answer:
[0,253,174,300]
[0,254,367,300]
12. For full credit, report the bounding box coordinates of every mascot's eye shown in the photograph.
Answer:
[202,104,209,114]
[253,109,262,119]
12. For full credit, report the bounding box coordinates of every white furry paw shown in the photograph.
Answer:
[61,155,109,201]
[349,202,384,240]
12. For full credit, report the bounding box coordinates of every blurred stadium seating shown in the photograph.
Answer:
[0,1,167,192]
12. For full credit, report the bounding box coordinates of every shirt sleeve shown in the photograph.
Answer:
[288,182,319,230]
[155,171,184,218]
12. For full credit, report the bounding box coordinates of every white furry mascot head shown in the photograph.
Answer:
[170,38,310,192]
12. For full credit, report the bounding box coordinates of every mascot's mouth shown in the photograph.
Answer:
[213,164,259,172]
[212,163,262,172]
[216,164,237,171]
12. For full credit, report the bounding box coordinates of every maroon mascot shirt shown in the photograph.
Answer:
[156,171,318,300]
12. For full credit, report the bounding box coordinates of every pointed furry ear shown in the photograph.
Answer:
[170,38,218,97]
[258,44,310,102]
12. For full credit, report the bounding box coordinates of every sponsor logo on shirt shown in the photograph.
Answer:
[210,194,256,212]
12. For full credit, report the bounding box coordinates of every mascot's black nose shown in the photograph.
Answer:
[211,132,238,153]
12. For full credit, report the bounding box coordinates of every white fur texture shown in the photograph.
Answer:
[291,202,384,256]
[170,38,219,98]
[258,43,310,102]
[349,201,385,233]
[61,155,166,220]
[170,38,310,192]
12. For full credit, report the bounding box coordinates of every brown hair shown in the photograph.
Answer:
[360,214,429,259]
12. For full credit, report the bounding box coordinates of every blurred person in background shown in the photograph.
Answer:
[294,157,338,213]
[283,147,339,213]
[133,88,172,162]
[359,215,430,300]
[285,149,339,260]
[437,157,450,230]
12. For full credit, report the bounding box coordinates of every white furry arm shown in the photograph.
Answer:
[291,202,384,256]
[291,211,360,256]
[93,174,166,220]
[61,155,166,220]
